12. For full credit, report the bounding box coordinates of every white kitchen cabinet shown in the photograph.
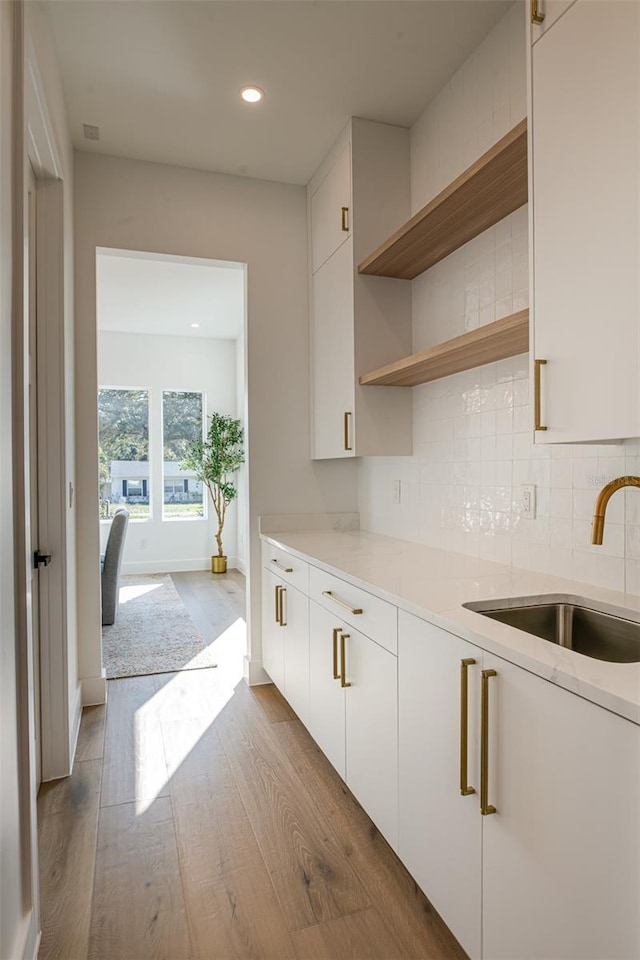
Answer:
[262,569,285,691]
[310,143,351,274]
[399,610,640,960]
[530,0,640,442]
[261,568,309,723]
[308,601,347,777]
[308,117,413,459]
[482,649,640,960]
[308,599,398,849]
[399,612,483,960]
[529,0,576,43]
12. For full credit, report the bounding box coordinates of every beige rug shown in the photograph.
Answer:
[102,573,217,679]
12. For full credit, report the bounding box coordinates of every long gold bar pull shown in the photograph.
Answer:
[340,633,351,688]
[279,587,287,627]
[274,585,282,625]
[531,0,545,23]
[322,590,363,615]
[332,628,341,680]
[534,359,547,431]
[344,411,353,451]
[460,658,476,797]
[480,669,497,816]
[341,206,349,232]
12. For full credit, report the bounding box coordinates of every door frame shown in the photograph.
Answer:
[25,36,76,783]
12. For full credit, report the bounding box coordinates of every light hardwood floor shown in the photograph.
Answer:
[38,571,465,960]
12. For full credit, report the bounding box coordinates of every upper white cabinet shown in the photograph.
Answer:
[310,144,351,274]
[308,118,413,459]
[529,0,576,43]
[530,0,640,442]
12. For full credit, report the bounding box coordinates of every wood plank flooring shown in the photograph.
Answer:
[38,570,466,960]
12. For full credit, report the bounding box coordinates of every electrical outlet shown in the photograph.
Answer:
[392,480,401,504]
[522,484,536,519]
[140,538,148,550]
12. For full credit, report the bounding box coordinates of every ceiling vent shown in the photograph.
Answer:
[83,123,100,141]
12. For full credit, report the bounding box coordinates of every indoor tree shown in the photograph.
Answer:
[181,412,245,572]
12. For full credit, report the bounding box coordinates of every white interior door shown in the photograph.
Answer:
[27,167,42,788]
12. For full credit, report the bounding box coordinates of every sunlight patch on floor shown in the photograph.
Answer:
[119,582,163,604]
[134,616,247,815]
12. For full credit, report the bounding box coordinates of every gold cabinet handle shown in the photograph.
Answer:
[332,627,341,680]
[340,632,351,688]
[534,359,547,431]
[480,669,497,816]
[274,584,281,624]
[531,0,545,23]
[344,411,353,452]
[271,558,293,573]
[460,658,476,797]
[341,206,349,232]
[279,586,287,627]
[322,590,362,615]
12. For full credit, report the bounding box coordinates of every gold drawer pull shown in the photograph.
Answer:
[322,590,362,615]
[460,658,476,797]
[341,206,349,232]
[340,633,351,688]
[332,628,341,680]
[279,587,287,627]
[531,0,545,23]
[271,558,293,573]
[534,359,547,431]
[481,669,497,816]
[344,411,353,452]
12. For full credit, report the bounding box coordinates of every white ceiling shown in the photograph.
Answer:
[48,0,510,186]
[96,249,245,339]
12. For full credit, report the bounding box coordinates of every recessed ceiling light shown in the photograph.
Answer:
[190,323,200,328]
[240,86,264,104]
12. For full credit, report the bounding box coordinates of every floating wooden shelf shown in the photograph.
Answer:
[359,310,529,387]
[358,120,528,280]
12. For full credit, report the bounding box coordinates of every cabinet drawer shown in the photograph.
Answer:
[309,566,397,655]
[262,542,309,594]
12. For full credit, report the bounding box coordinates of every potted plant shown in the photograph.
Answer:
[181,412,245,574]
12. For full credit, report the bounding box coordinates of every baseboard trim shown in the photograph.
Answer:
[69,682,83,768]
[81,674,108,706]
[15,907,39,960]
[243,655,271,686]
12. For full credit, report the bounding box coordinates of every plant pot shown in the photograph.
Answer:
[211,555,227,574]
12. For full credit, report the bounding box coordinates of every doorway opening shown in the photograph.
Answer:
[95,248,248,681]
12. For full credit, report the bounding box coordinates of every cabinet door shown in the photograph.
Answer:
[482,652,640,960]
[398,612,482,960]
[529,0,576,43]
[310,144,351,274]
[311,240,356,459]
[282,584,310,726]
[262,570,285,691]
[343,628,398,851]
[531,1,640,442]
[308,601,346,778]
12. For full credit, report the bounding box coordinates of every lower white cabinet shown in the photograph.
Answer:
[309,600,398,850]
[262,569,309,725]
[398,612,482,959]
[399,610,640,960]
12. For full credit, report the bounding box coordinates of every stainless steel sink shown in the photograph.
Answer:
[463,595,640,663]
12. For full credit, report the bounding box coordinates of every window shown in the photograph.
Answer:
[162,391,204,519]
[98,388,150,520]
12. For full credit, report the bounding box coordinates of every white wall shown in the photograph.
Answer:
[75,152,357,688]
[359,1,640,597]
[98,330,241,572]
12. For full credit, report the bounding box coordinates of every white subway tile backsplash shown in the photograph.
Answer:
[357,2,640,598]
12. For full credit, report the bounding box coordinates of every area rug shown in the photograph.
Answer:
[102,573,217,679]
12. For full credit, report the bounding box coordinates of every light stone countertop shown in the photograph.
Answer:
[260,527,640,725]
